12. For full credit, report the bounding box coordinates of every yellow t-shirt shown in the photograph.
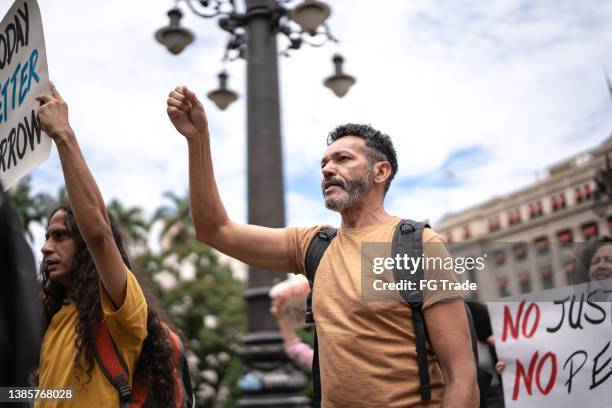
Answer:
[36,268,147,407]
[285,217,464,408]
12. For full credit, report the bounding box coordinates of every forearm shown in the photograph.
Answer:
[187,131,230,242]
[441,375,478,408]
[276,318,298,344]
[54,130,111,241]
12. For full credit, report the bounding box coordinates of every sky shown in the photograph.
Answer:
[4,0,612,242]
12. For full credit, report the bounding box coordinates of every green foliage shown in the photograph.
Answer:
[296,326,315,400]
[5,176,56,240]
[139,191,246,407]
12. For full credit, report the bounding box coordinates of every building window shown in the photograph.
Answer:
[551,193,567,211]
[463,225,471,240]
[564,259,576,285]
[574,187,581,204]
[493,250,506,266]
[557,229,573,247]
[513,243,528,261]
[519,271,531,294]
[535,236,550,255]
[529,201,543,219]
[508,209,521,226]
[540,265,554,289]
[583,184,592,200]
[488,216,501,232]
[498,277,510,297]
[575,184,592,204]
[581,222,599,241]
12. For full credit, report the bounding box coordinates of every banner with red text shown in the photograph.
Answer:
[488,278,612,407]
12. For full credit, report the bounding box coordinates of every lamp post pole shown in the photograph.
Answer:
[239,0,309,406]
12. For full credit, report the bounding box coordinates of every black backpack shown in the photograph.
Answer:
[304,219,492,407]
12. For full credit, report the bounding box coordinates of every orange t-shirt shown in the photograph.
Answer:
[285,217,464,407]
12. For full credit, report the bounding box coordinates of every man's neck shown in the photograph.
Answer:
[340,205,394,228]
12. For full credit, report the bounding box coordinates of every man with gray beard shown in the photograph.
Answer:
[166,86,478,407]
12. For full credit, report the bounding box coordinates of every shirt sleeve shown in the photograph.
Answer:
[284,225,329,276]
[100,267,148,349]
[285,337,314,369]
[422,228,464,310]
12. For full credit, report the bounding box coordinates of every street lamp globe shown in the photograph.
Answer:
[207,71,239,110]
[289,0,331,34]
[324,54,355,97]
[155,8,195,55]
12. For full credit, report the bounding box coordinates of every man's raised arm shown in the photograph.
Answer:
[36,83,127,306]
[166,86,294,273]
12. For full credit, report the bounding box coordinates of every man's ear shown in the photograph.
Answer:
[373,161,392,186]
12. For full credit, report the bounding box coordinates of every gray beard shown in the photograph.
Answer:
[324,167,372,212]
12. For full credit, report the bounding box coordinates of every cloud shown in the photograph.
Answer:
[3,0,611,236]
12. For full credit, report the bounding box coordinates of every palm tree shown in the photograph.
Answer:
[5,177,55,240]
[107,199,150,248]
[153,191,194,248]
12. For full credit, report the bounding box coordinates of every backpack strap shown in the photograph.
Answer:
[303,226,337,407]
[311,326,322,408]
[304,227,337,324]
[94,320,132,408]
[168,328,196,408]
[391,219,431,401]
[392,219,492,404]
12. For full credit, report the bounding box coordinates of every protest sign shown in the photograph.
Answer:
[488,278,612,408]
[0,0,49,190]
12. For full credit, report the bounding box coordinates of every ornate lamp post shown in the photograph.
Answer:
[156,1,356,406]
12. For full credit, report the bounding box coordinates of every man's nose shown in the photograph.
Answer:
[321,162,336,178]
[41,240,53,256]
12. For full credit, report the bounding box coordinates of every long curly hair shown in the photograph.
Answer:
[40,204,177,404]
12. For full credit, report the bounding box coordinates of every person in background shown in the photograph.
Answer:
[270,296,313,369]
[269,276,313,369]
[467,302,505,408]
[575,236,612,283]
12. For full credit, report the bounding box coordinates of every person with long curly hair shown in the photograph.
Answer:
[34,83,178,407]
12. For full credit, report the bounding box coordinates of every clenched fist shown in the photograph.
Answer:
[167,86,209,140]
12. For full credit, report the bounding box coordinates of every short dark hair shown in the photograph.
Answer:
[327,123,398,193]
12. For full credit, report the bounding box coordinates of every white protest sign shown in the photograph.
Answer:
[488,278,612,408]
[0,0,50,191]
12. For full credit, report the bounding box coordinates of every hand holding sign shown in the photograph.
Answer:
[167,86,209,140]
[35,83,72,140]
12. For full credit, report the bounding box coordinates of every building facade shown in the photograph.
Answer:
[435,136,612,301]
